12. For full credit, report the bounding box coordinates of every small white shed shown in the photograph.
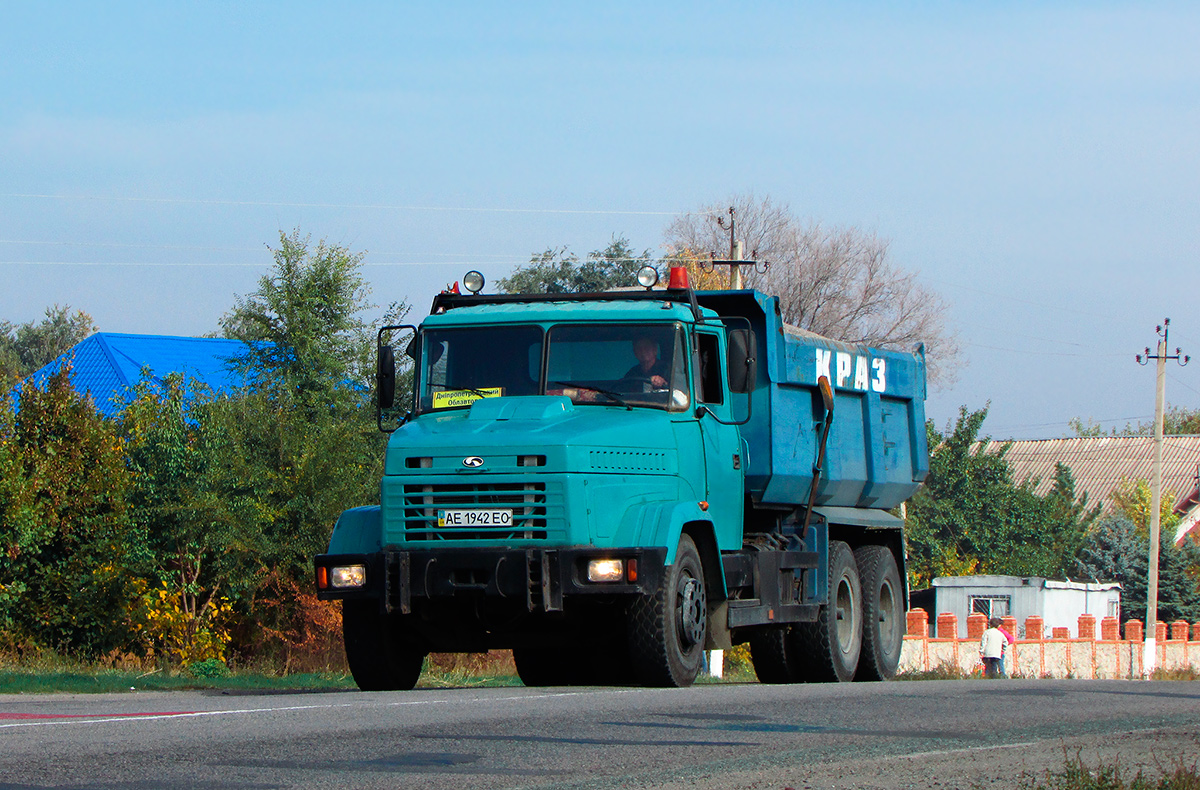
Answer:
[930,575,1122,638]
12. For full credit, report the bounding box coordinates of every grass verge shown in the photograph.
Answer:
[1022,751,1200,790]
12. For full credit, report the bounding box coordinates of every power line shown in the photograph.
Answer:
[0,239,668,263]
[963,341,1126,359]
[0,192,684,216]
[0,260,491,268]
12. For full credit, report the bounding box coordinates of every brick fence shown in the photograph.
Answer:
[900,608,1200,678]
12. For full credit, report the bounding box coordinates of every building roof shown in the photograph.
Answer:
[933,575,1122,592]
[16,333,252,417]
[977,436,1200,513]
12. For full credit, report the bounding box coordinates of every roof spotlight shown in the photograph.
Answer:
[637,266,659,290]
[463,270,485,294]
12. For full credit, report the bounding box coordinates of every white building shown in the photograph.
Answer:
[930,575,1122,638]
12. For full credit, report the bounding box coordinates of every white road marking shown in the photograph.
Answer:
[0,688,639,730]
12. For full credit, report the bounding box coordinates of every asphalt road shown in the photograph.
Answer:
[1,680,1198,790]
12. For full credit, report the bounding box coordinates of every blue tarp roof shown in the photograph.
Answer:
[16,333,254,417]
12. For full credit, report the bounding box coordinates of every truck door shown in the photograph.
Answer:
[693,329,744,550]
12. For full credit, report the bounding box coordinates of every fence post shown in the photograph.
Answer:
[1078,614,1097,640]
[937,612,958,639]
[967,613,987,639]
[906,608,928,637]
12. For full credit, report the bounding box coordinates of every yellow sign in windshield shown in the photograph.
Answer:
[432,388,503,409]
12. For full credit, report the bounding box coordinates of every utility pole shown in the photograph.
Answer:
[1135,318,1189,677]
[711,206,767,289]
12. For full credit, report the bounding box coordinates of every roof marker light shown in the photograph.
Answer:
[666,266,690,290]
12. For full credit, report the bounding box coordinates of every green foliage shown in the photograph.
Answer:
[1075,514,1200,623]
[906,406,1101,587]
[1070,405,1200,437]
[220,229,406,411]
[497,235,654,294]
[185,657,230,678]
[0,366,143,656]
[0,305,97,384]
[1109,477,1181,534]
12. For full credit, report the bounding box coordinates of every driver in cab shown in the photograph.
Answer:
[624,336,669,388]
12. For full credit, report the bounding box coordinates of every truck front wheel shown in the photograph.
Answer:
[853,545,904,681]
[343,600,426,691]
[628,534,707,687]
[794,540,862,682]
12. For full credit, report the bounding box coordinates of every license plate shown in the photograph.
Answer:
[438,509,513,528]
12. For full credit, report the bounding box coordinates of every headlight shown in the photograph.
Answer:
[636,266,659,289]
[330,564,367,589]
[587,558,624,583]
[463,270,486,294]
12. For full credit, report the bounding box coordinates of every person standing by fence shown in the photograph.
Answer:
[980,617,1007,678]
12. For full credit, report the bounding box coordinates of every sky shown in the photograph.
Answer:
[2,2,1198,439]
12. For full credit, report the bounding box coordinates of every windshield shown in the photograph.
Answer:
[416,322,689,413]
[546,323,688,411]
[418,325,543,412]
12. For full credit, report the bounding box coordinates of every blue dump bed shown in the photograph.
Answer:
[696,290,929,513]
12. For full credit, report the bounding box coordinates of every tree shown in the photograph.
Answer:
[905,405,1100,587]
[497,236,654,294]
[1076,514,1200,624]
[0,305,97,383]
[220,229,406,411]
[664,194,960,386]
[210,230,404,663]
[0,366,143,656]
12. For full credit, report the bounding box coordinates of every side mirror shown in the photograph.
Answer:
[727,329,757,394]
[377,345,396,410]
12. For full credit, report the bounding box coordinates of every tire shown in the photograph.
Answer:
[342,600,426,691]
[853,545,904,681]
[792,540,862,683]
[749,627,797,684]
[513,647,576,687]
[628,534,707,687]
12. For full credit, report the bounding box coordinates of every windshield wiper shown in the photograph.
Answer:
[549,381,632,411]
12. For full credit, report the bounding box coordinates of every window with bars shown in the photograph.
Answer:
[970,595,1011,619]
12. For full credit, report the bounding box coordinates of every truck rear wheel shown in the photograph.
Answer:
[794,540,861,682]
[628,534,707,687]
[343,600,426,691]
[853,545,904,681]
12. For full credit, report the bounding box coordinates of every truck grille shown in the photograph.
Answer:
[399,482,558,542]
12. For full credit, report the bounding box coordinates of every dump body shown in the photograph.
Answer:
[695,289,929,512]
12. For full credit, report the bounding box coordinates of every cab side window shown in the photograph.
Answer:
[696,333,724,405]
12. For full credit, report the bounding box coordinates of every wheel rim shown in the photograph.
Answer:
[834,571,859,654]
[878,577,897,647]
[676,572,706,649]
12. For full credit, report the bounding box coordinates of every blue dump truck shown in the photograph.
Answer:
[315,266,929,689]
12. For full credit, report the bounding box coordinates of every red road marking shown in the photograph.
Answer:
[0,711,196,720]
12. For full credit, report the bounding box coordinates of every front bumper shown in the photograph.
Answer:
[315,547,666,614]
